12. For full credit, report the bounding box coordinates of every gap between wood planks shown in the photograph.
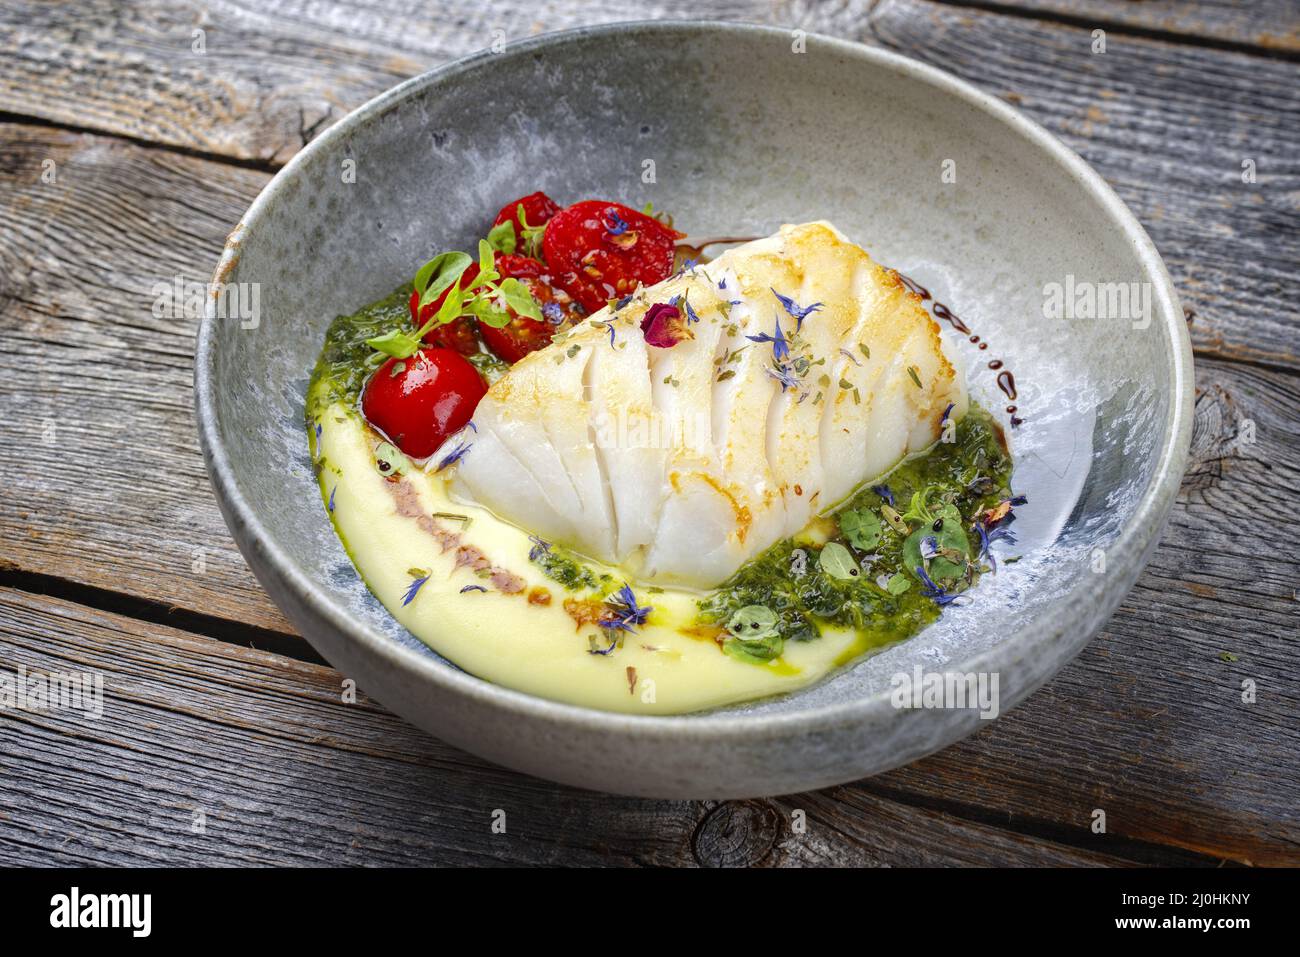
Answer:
[0,567,325,664]
[928,0,1300,63]
[0,6,1294,864]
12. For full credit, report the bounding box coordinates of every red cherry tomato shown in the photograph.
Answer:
[477,254,583,363]
[493,191,561,235]
[408,264,481,356]
[361,347,486,459]
[543,200,684,313]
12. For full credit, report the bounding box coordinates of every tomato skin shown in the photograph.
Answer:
[478,254,583,363]
[361,348,486,459]
[543,200,683,313]
[409,263,483,356]
[493,191,561,234]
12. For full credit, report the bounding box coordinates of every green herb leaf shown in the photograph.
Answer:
[722,632,783,664]
[903,503,969,581]
[434,282,465,325]
[726,605,779,640]
[365,329,421,359]
[486,220,517,255]
[477,239,496,279]
[900,488,935,525]
[881,503,909,534]
[818,541,861,580]
[414,252,472,310]
[886,573,911,594]
[471,297,513,329]
[498,277,544,322]
[907,364,923,388]
[839,508,882,551]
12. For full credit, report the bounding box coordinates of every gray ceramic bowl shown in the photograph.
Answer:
[196,21,1191,798]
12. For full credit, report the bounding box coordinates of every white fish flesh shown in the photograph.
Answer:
[440,221,967,588]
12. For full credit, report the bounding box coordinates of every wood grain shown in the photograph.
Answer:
[2,1,1293,169]
[3,0,1298,630]
[1,0,1297,866]
[0,123,288,633]
[865,0,1300,374]
[947,0,1300,53]
[0,587,1131,866]
[946,0,1300,53]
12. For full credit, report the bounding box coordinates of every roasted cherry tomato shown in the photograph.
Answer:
[361,347,486,459]
[408,264,481,356]
[478,254,583,364]
[543,200,683,313]
[493,191,561,235]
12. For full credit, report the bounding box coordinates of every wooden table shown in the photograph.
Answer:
[1,0,1296,867]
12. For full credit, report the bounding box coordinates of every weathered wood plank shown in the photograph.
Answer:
[2,340,1296,864]
[1,109,1298,866]
[864,0,1300,373]
[0,0,805,166]
[0,587,1129,866]
[0,123,289,634]
[4,0,1295,368]
[955,0,1300,53]
[4,0,1292,170]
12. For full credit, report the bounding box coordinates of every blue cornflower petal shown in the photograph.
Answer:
[872,484,895,506]
[771,288,823,331]
[435,439,472,472]
[528,535,551,562]
[600,582,653,633]
[402,573,430,607]
[916,566,959,606]
[765,363,800,392]
[605,210,629,236]
[745,316,789,361]
[460,584,488,593]
[328,485,336,513]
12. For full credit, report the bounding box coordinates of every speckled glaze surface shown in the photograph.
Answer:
[195,21,1192,798]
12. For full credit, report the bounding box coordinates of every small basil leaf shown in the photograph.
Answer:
[498,277,544,322]
[726,605,779,640]
[414,251,472,309]
[818,541,861,580]
[434,283,465,324]
[839,508,882,551]
[722,632,783,664]
[486,220,516,255]
[474,299,514,329]
[886,572,911,595]
[365,329,420,359]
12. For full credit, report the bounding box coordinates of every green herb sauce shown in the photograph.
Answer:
[532,545,613,592]
[699,406,1013,664]
[306,287,411,422]
[306,285,509,425]
[307,289,1015,671]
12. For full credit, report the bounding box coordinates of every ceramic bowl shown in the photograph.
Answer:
[196,21,1191,798]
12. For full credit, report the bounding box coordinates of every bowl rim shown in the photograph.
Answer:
[196,19,1192,738]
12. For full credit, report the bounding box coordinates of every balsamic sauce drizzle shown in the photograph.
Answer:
[894,270,1023,428]
[682,244,1026,428]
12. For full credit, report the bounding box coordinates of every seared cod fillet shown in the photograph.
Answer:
[440,222,966,588]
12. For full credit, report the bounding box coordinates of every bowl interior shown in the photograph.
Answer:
[204,23,1184,719]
